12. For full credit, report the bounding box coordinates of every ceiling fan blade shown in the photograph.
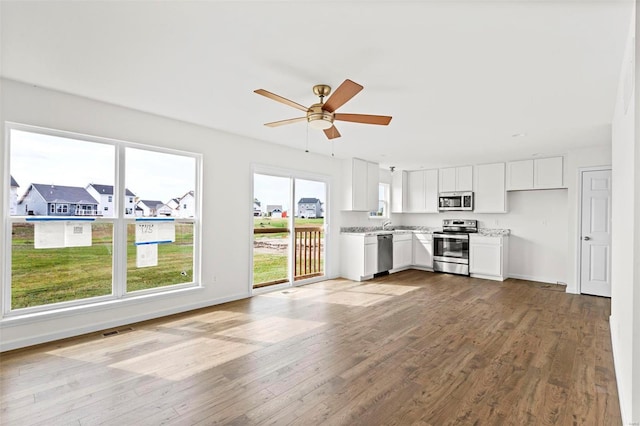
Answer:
[254,89,308,112]
[323,125,341,139]
[322,79,363,113]
[264,117,307,127]
[334,113,392,125]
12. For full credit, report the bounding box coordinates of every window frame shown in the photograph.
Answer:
[3,122,202,317]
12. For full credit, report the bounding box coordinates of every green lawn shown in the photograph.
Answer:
[10,222,193,309]
[10,217,323,308]
[252,217,324,286]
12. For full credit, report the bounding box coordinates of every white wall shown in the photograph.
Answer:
[610,4,640,422]
[0,79,343,351]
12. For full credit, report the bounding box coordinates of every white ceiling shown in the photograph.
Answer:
[0,1,633,170]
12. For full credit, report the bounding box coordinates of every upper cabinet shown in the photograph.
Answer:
[439,166,473,192]
[473,162,506,213]
[406,169,439,213]
[343,158,380,211]
[506,156,564,191]
[391,171,407,213]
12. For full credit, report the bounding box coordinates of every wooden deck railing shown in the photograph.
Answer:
[253,225,324,286]
[294,226,324,281]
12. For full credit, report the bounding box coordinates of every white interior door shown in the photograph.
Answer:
[580,169,612,297]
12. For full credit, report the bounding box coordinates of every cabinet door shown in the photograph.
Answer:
[439,167,457,192]
[351,158,368,210]
[413,236,433,267]
[391,171,406,213]
[393,240,411,269]
[456,166,473,191]
[474,163,506,213]
[424,169,439,212]
[367,162,380,212]
[469,242,502,276]
[364,242,377,276]
[506,159,534,190]
[534,157,563,189]
[406,171,425,212]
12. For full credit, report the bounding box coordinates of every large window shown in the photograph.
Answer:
[5,124,201,314]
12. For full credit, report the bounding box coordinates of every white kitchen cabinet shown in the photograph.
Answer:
[392,233,412,270]
[391,171,407,213]
[406,169,438,213]
[412,233,433,269]
[506,157,563,191]
[473,163,506,213]
[439,166,473,192]
[534,157,563,189]
[364,238,378,276]
[469,235,509,281]
[343,158,380,211]
[341,234,377,281]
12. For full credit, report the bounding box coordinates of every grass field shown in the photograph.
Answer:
[10,222,193,309]
[253,217,324,286]
[10,216,323,308]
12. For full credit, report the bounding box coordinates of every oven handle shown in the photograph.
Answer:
[433,234,469,240]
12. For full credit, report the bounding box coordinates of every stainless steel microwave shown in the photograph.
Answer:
[438,191,474,211]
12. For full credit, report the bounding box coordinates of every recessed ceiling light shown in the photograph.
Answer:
[512,133,527,138]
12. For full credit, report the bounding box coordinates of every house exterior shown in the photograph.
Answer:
[253,201,261,217]
[86,184,136,217]
[176,191,195,218]
[17,183,99,216]
[266,204,283,218]
[157,203,174,217]
[297,197,322,218]
[9,176,19,215]
[137,199,164,217]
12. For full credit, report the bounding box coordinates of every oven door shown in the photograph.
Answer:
[433,233,469,264]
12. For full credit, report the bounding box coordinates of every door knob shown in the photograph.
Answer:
[583,236,591,241]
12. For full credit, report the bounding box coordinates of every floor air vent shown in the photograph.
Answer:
[102,327,134,337]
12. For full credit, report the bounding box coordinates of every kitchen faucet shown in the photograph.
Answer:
[382,220,392,230]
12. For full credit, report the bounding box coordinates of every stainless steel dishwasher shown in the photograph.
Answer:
[377,234,393,273]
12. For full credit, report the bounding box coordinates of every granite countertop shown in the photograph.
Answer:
[340,226,440,235]
[477,228,511,236]
[340,226,510,236]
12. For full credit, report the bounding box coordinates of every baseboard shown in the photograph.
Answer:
[470,273,505,282]
[0,292,249,352]
[609,315,630,424]
[507,273,564,285]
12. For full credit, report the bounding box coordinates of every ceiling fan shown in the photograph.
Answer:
[254,79,392,140]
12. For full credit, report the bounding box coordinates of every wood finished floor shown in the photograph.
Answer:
[0,270,621,425]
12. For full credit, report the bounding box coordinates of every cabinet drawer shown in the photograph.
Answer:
[364,236,377,245]
[470,235,502,245]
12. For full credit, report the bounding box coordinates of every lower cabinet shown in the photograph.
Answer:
[469,235,509,281]
[412,233,433,269]
[364,238,378,276]
[341,234,378,281]
[392,233,412,270]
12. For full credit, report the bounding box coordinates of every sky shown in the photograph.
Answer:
[10,130,195,202]
[254,174,325,213]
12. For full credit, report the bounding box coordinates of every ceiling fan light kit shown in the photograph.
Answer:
[307,104,334,130]
[254,79,392,139]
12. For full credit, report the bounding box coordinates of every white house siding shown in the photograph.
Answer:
[178,193,195,218]
[10,187,18,215]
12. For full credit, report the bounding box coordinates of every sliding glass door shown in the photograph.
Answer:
[252,169,327,290]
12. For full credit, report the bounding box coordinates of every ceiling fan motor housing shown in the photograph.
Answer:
[307,103,334,129]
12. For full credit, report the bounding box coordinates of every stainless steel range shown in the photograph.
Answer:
[433,219,477,276]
